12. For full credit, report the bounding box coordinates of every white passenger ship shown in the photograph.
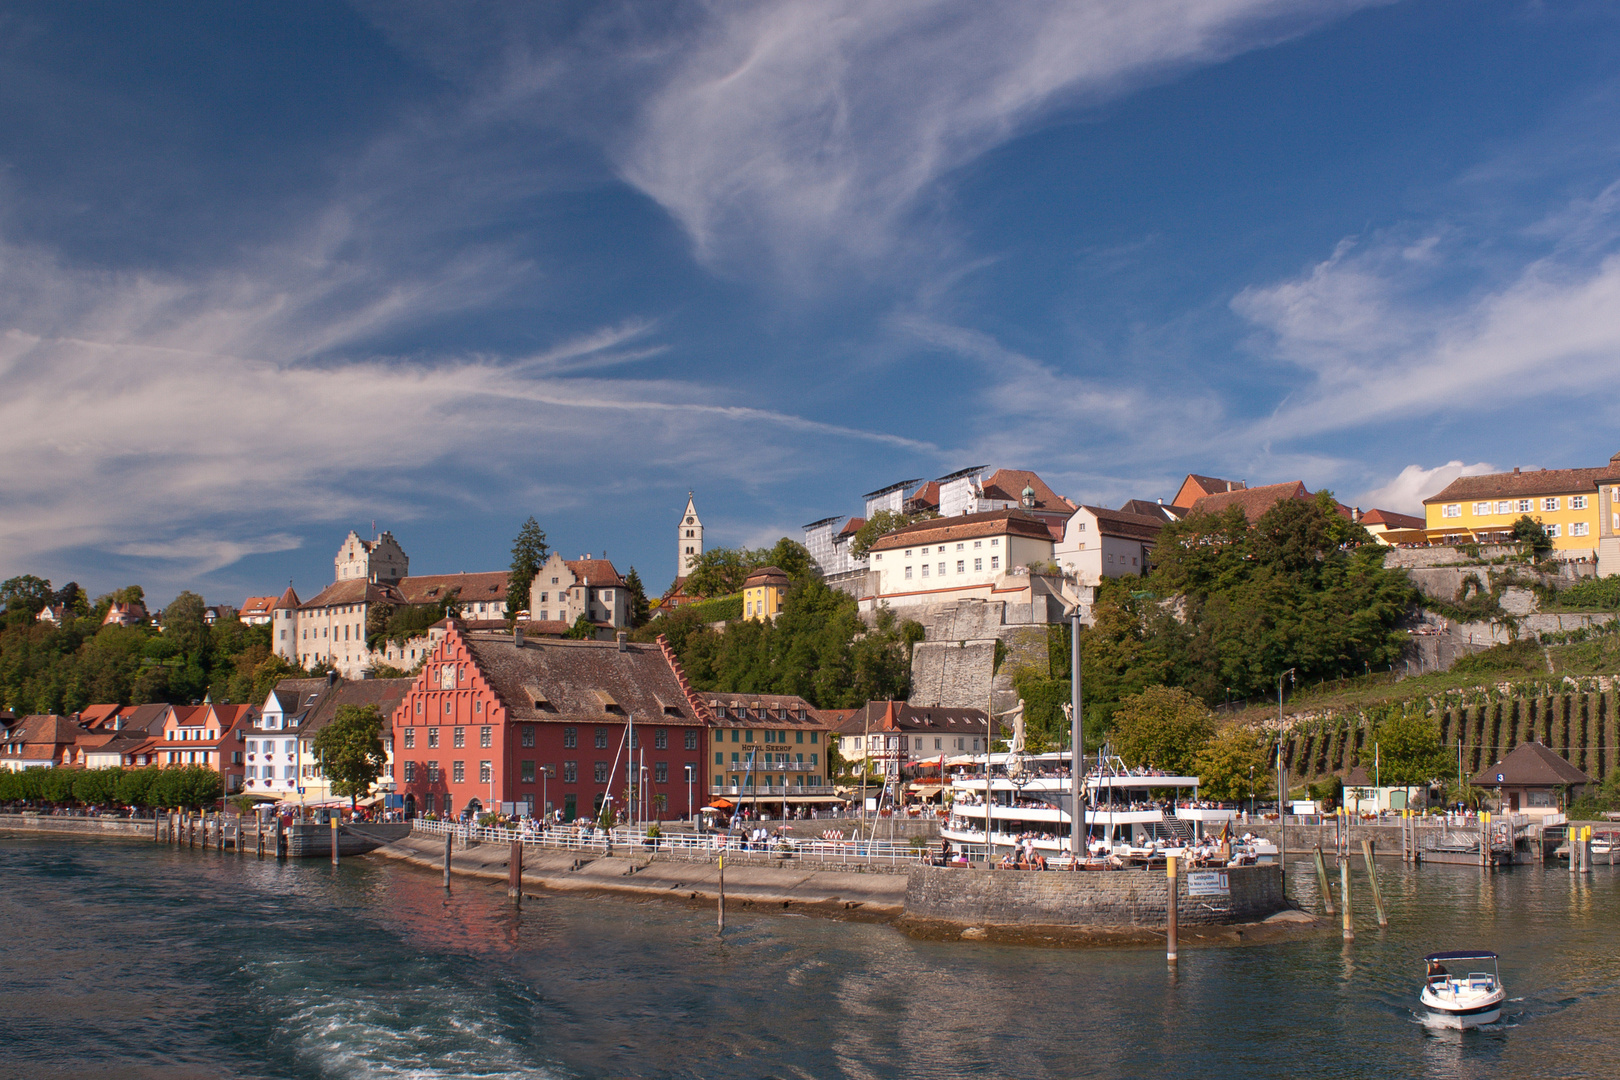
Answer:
[941,750,1237,857]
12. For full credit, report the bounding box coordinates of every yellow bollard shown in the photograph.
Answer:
[1166,855,1179,964]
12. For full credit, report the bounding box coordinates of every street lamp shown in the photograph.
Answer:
[1276,667,1296,890]
[1249,764,1255,819]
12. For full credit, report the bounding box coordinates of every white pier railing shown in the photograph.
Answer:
[410,817,929,867]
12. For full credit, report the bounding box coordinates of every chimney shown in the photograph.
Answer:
[514,626,525,648]
[1514,466,1521,474]
[326,670,337,686]
[617,630,629,652]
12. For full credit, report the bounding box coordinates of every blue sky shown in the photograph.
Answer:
[3,0,1620,607]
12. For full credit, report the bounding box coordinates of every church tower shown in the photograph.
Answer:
[677,493,703,578]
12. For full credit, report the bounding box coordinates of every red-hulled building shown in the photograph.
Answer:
[392,624,711,822]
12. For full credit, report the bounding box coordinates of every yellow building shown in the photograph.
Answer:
[700,693,838,812]
[742,565,790,621]
[1423,466,1605,556]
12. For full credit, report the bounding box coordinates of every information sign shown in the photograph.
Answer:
[1186,871,1230,897]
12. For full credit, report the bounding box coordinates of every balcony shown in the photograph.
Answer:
[710,784,836,797]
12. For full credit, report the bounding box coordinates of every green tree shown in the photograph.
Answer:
[164,591,211,655]
[312,704,388,809]
[636,578,917,709]
[1191,725,1273,803]
[760,538,820,585]
[1511,514,1553,557]
[115,767,160,808]
[623,567,651,628]
[73,767,123,807]
[564,614,596,639]
[1374,710,1449,787]
[51,582,90,617]
[38,767,77,804]
[505,517,550,625]
[684,547,758,597]
[1108,685,1215,775]
[849,509,940,558]
[0,575,52,625]
[150,766,220,809]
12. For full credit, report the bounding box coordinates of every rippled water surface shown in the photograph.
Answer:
[4,834,1620,1079]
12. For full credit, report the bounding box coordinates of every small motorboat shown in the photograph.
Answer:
[1419,951,1504,1029]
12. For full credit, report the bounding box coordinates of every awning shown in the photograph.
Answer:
[911,785,943,798]
[707,798,734,808]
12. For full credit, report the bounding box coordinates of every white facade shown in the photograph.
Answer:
[1052,506,1157,589]
[863,515,1056,612]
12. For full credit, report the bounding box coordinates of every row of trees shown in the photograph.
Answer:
[681,538,820,598]
[641,572,922,709]
[0,765,223,810]
[0,586,317,715]
[1101,685,1451,803]
[1080,493,1417,724]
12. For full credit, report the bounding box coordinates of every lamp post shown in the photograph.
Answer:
[1070,609,1085,861]
[1249,765,1255,819]
[1276,667,1296,891]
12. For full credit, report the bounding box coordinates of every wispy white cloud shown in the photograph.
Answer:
[366,0,1382,284]
[1234,185,1620,444]
[0,227,929,586]
[1358,461,1496,516]
[606,0,1384,281]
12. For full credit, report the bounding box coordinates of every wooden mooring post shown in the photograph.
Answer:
[1361,839,1388,928]
[508,838,523,904]
[443,828,453,888]
[1313,846,1335,915]
[256,814,265,859]
[330,814,340,867]
[274,814,285,859]
[1166,855,1179,964]
[717,852,726,934]
[1339,855,1355,942]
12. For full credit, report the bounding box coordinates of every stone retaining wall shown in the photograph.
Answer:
[0,813,156,839]
[902,864,1284,928]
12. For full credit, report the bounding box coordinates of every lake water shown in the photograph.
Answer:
[3,834,1619,1079]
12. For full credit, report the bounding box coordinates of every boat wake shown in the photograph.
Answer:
[239,954,562,1080]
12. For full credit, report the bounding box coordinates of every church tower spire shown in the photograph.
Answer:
[678,492,703,578]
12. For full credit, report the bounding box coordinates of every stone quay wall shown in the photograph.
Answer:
[902,864,1284,928]
[0,813,156,839]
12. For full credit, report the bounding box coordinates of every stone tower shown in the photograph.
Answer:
[677,493,703,578]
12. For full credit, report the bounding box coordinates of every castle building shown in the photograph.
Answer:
[528,552,629,633]
[272,531,509,678]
